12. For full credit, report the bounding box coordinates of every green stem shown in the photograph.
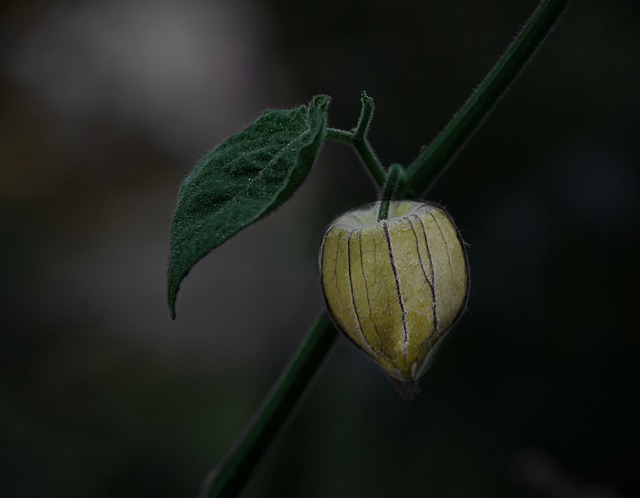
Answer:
[354,137,386,189]
[326,127,386,190]
[325,127,353,145]
[406,0,571,196]
[202,315,338,498]
[326,92,387,189]
[378,164,404,221]
[353,92,386,188]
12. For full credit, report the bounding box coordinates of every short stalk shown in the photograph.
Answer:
[406,0,571,196]
[325,127,353,145]
[377,164,404,221]
[353,92,386,188]
[326,92,387,189]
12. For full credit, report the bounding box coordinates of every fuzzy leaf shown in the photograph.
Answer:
[168,95,330,318]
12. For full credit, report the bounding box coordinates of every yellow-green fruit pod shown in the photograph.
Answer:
[320,200,469,391]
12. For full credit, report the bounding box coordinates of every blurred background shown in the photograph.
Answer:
[1,0,639,496]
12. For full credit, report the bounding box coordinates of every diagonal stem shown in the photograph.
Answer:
[201,315,338,498]
[326,126,386,190]
[406,0,571,196]
[326,92,387,189]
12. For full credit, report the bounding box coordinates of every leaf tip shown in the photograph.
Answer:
[167,276,179,320]
[168,301,177,320]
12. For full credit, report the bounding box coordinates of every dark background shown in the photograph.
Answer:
[2,1,639,497]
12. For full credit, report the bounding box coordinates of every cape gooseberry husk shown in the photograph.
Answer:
[320,200,469,398]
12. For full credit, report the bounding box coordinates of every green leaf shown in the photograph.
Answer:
[168,95,331,318]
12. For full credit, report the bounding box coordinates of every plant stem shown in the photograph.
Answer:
[326,92,387,189]
[326,127,386,190]
[325,127,353,145]
[353,92,387,188]
[406,0,571,196]
[378,164,404,221]
[201,315,338,498]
